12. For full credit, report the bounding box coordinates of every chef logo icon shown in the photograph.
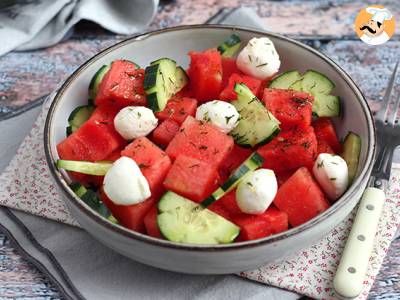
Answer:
[355,5,395,45]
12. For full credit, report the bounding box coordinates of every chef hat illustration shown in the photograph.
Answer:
[366,7,393,24]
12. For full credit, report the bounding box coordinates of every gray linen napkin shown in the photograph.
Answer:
[0,7,299,300]
[0,0,158,56]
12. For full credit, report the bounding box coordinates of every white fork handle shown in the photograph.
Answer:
[333,187,385,299]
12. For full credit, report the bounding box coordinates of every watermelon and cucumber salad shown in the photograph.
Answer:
[56,34,361,245]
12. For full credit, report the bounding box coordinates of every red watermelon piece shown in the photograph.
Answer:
[95,60,146,107]
[312,118,341,153]
[101,189,155,232]
[188,49,223,102]
[121,137,171,199]
[208,201,232,221]
[144,206,162,238]
[274,167,330,227]
[275,170,295,187]
[219,73,262,101]
[155,96,198,125]
[262,88,314,129]
[316,137,335,156]
[221,57,241,88]
[232,207,289,241]
[57,121,125,162]
[163,155,219,202]
[218,144,252,182]
[217,189,241,216]
[152,119,180,147]
[166,116,234,167]
[258,126,317,173]
[88,103,121,124]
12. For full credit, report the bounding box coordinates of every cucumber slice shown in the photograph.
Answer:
[217,34,242,57]
[57,160,112,176]
[313,94,340,117]
[175,66,189,92]
[230,83,280,147]
[201,152,264,207]
[66,125,76,137]
[269,70,302,89]
[340,132,361,184]
[157,191,240,244]
[69,183,117,223]
[144,58,178,112]
[88,65,110,100]
[67,105,94,133]
[70,182,87,197]
[301,70,335,95]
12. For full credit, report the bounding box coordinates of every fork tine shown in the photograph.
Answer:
[376,60,400,121]
[387,93,400,125]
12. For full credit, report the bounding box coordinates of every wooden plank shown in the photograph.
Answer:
[0,38,398,119]
[0,234,61,299]
[150,0,400,37]
[1,0,400,119]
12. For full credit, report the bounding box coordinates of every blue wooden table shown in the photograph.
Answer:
[0,0,399,298]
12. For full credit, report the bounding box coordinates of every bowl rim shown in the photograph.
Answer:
[44,24,376,251]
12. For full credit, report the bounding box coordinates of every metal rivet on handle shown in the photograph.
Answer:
[348,267,356,273]
[357,235,366,241]
[366,204,374,211]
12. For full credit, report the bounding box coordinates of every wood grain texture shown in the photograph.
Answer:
[1,0,399,119]
[0,234,61,299]
[0,0,399,299]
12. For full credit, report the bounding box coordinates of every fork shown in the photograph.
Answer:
[333,60,400,299]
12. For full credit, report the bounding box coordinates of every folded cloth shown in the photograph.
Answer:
[0,0,158,57]
[1,7,400,300]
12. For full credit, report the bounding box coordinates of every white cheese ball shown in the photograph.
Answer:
[313,153,349,200]
[236,169,278,215]
[103,157,151,205]
[195,100,240,133]
[114,106,158,140]
[236,37,281,80]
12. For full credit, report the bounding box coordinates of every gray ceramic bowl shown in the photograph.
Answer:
[44,25,376,274]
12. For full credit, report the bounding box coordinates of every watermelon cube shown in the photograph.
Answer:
[217,189,242,216]
[274,167,330,227]
[221,57,242,88]
[188,49,223,102]
[316,137,335,156]
[144,206,162,238]
[152,119,180,147]
[219,73,262,101]
[166,116,234,167]
[101,189,155,232]
[88,103,122,124]
[263,88,314,129]
[57,122,125,162]
[218,144,252,182]
[155,96,198,125]
[258,126,317,172]
[163,155,219,202]
[95,60,146,107]
[208,201,232,221]
[121,137,171,199]
[232,207,289,241]
[312,118,341,153]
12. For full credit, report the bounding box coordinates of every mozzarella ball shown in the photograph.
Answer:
[114,106,158,140]
[236,169,278,215]
[195,100,240,133]
[236,37,281,80]
[313,153,349,200]
[103,157,151,205]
